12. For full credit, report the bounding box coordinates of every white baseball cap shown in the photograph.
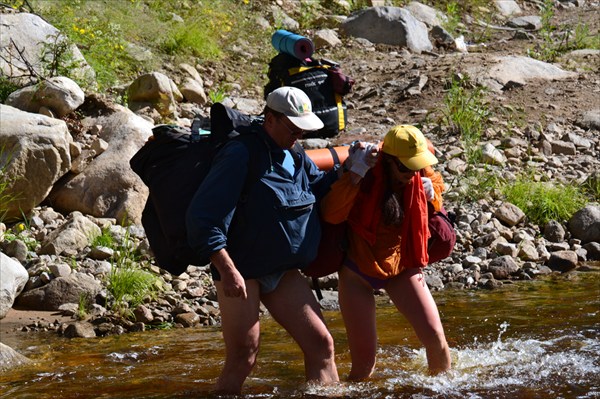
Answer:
[266,86,324,131]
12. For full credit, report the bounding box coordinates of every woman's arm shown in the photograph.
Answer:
[422,166,445,211]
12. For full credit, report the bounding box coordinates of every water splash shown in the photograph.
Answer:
[380,322,600,398]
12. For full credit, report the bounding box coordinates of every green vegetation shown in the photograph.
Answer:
[208,87,227,105]
[4,0,274,91]
[94,225,163,317]
[106,264,161,318]
[39,32,89,82]
[582,172,600,202]
[441,1,461,37]
[0,76,20,103]
[77,292,93,320]
[91,227,115,248]
[1,222,38,255]
[528,0,600,62]
[501,176,587,225]
[450,167,503,204]
[147,321,175,330]
[441,75,489,164]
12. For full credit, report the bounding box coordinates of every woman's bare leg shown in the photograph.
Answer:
[386,268,451,374]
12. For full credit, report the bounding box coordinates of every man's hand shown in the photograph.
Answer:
[220,268,247,298]
[421,176,434,201]
[210,249,247,299]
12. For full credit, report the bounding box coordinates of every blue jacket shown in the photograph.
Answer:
[186,127,338,280]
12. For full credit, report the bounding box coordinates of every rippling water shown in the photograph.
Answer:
[1,271,598,399]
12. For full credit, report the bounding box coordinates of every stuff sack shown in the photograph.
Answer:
[129,104,262,275]
[427,204,456,264]
[264,51,354,139]
[302,220,347,279]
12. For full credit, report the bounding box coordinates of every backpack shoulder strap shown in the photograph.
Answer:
[234,128,270,202]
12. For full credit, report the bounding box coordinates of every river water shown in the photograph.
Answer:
[1,270,598,399]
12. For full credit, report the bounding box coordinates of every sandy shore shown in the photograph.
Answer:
[0,308,74,342]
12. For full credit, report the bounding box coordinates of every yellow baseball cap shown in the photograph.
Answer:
[382,125,438,170]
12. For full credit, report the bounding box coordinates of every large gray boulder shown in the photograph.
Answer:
[38,211,101,256]
[15,272,102,311]
[0,252,29,319]
[0,343,31,371]
[0,105,72,221]
[127,72,183,119]
[6,76,85,118]
[0,13,94,86]
[405,1,447,27]
[341,7,433,53]
[47,105,152,224]
[568,204,600,244]
[465,55,578,92]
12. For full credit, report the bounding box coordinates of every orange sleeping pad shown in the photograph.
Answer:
[305,146,349,171]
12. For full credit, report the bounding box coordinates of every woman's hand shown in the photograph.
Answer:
[346,141,379,180]
[421,176,434,201]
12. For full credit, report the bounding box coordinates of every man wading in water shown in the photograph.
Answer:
[187,86,374,394]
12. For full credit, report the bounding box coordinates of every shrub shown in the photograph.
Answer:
[501,177,587,225]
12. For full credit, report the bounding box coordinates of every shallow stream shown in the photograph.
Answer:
[1,271,598,399]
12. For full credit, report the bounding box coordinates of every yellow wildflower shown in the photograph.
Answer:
[79,28,86,34]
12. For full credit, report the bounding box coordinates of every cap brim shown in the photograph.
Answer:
[399,151,438,170]
[287,113,324,131]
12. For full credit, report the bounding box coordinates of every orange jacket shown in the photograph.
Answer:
[321,161,445,280]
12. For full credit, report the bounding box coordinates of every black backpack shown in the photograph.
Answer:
[129,104,263,275]
[264,52,354,139]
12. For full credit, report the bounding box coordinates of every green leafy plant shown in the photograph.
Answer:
[91,225,139,268]
[501,176,587,225]
[441,75,489,164]
[208,87,227,104]
[159,21,222,59]
[1,226,38,253]
[91,227,115,248]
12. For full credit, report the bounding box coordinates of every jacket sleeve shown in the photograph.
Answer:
[320,172,360,224]
[422,166,445,212]
[185,140,249,259]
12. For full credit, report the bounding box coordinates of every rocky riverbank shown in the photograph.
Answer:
[1,1,599,345]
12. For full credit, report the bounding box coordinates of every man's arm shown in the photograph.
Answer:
[186,141,250,297]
